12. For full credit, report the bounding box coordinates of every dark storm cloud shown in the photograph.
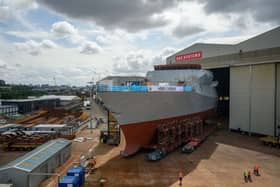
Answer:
[39,0,177,32]
[172,25,204,38]
[200,0,280,24]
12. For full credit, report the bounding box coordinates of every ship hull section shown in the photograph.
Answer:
[120,108,215,156]
[98,91,217,155]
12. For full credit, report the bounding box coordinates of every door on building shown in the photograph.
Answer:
[276,63,280,136]
[210,68,230,118]
[230,64,275,136]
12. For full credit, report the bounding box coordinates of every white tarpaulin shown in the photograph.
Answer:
[148,85,184,92]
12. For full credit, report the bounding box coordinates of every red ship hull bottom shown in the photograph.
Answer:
[120,108,216,156]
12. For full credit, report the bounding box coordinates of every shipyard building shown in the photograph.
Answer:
[0,139,71,187]
[1,97,59,114]
[1,95,81,114]
[166,26,280,136]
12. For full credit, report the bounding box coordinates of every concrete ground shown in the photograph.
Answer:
[41,101,108,186]
[0,147,27,166]
[76,101,280,187]
[2,101,280,187]
[86,129,280,187]
[40,125,100,187]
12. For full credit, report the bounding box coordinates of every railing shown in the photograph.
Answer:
[97,85,193,92]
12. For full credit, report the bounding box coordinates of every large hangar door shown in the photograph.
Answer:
[277,63,280,136]
[230,66,250,131]
[230,64,275,136]
[251,64,275,136]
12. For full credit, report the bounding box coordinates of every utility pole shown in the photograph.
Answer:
[88,78,94,134]
[89,86,93,134]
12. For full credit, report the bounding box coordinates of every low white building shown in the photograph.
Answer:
[32,124,72,133]
[39,95,81,105]
[0,105,18,117]
[0,139,71,187]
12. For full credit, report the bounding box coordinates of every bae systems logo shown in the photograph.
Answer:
[175,51,203,62]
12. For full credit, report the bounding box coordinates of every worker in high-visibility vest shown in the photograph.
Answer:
[255,165,260,176]
[248,171,252,182]
[243,171,248,182]
[253,166,257,176]
[178,171,183,186]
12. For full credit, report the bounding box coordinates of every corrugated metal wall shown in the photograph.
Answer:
[230,66,250,131]
[277,63,280,136]
[237,27,280,52]
[166,43,237,64]
[250,64,275,135]
[230,64,275,136]
[0,144,71,187]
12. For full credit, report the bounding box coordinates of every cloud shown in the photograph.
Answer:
[0,37,105,85]
[51,21,85,44]
[70,33,86,45]
[51,21,77,37]
[1,0,279,87]
[40,0,177,32]
[96,35,110,44]
[112,51,150,75]
[6,31,49,39]
[9,0,38,9]
[112,47,177,75]
[1,63,98,86]
[0,0,37,20]
[159,47,177,58]
[41,39,57,49]
[14,39,57,56]
[0,6,10,20]
[0,59,7,69]
[79,41,102,55]
[200,0,280,24]
[172,25,204,38]
[14,40,41,55]
[200,35,253,44]
[51,21,102,54]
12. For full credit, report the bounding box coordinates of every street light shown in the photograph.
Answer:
[87,80,94,134]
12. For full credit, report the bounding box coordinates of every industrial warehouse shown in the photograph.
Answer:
[1,26,280,187]
[1,95,82,114]
[167,26,280,137]
[0,139,71,187]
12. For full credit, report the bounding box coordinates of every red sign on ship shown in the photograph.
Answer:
[175,51,203,62]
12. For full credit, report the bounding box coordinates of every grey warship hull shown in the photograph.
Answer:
[98,91,217,155]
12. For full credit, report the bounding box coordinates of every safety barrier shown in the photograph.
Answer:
[97,85,193,92]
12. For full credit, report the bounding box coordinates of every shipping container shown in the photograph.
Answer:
[67,167,85,186]
[59,176,79,187]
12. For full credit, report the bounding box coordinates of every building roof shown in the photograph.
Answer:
[99,76,146,82]
[40,95,81,101]
[0,139,71,172]
[34,124,67,128]
[1,95,80,103]
[1,97,59,103]
[0,105,18,109]
[166,43,237,60]
[0,124,22,129]
[237,26,280,52]
[166,26,280,63]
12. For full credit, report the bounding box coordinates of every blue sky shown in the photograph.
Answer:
[0,0,278,86]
